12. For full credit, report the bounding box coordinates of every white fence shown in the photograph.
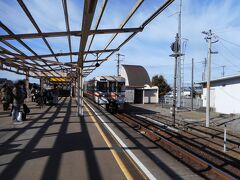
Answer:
[162,97,203,109]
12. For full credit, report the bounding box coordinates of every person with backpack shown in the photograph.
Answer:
[12,80,27,123]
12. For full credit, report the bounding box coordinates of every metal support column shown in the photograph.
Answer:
[77,68,80,116]
[40,77,43,97]
[25,71,30,102]
[77,67,84,117]
[80,67,84,116]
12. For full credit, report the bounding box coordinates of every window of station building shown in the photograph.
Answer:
[117,82,125,92]
[96,82,107,92]
[109,81,116,92]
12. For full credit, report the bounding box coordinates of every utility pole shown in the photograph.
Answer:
[116,53,124,76]
[177,0,182,108]
[170,33,183,127]
[191,58,194,111]
[202,29,218,127]
[202,58,207,81]
[221,65,226,77]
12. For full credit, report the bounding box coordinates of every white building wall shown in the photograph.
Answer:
[203,84,240,114]
[215,84,240,114]
[202,88,215,108]
[143,89,158,103]
[120,66,129,86]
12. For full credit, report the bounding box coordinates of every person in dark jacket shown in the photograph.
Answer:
[1,83,12,111]
[12,81,26,123]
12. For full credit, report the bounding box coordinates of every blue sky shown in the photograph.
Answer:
[1,0,240,86]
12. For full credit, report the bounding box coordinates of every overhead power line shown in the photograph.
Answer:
[217,36,240,48]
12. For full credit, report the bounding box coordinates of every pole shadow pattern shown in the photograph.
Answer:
[0,97,103,180]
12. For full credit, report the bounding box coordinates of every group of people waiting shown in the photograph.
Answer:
[1,80,29,124]
[30,85,59,106]
[1,81,60,124]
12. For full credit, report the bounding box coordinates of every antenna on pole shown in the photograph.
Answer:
[115,53,124,76]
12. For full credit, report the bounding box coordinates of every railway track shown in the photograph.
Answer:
[114,113,239,179]
[140,113,240,156]
[84,98,239,179]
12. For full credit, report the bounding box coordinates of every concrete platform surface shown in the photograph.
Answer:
[0,98,204,180]
[0,98,142,180]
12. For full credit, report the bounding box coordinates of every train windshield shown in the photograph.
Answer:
[96,82,107,92]
[109,82,116,92]
[117,82,125,92]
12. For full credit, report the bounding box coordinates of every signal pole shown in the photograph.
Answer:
[170,33,183,127]
[202,29,218,127]
[177,0,182,108]
[116,53,124,76]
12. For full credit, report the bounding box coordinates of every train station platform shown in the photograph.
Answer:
[0,97,203,180]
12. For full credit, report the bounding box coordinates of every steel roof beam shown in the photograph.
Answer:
[84,0,108,61]
[84,0,174,77]
[0,28,142,41]
[78,0,102,67]
[84,0,144,72]
[0,58,40,77]
[3,48,118,60]
[17,0,60,64]
[0,41,52,75]
[62,0,73,63]
[0,22,60,77]
[1,67,39,78]
[0,49,57,66]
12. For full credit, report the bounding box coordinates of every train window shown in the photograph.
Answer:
[96,82,107,92]
[109,82,116,92]
[118,82,125,92]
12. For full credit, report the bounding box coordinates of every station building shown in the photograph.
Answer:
[198,74,240,114]
[120,64,158,104]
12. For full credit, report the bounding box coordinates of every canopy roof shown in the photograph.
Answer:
[0,0,174,79]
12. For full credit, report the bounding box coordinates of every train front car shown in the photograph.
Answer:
[86,76,125,113]
[86,77,108,104]
[105,76,125,113]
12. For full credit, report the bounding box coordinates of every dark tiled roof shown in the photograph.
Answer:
[122,65,150,87]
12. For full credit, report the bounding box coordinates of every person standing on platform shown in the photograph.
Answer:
[1,83,12,111]
[12,80,26,123]
[52,85,59,106]
[30,86,36,102]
